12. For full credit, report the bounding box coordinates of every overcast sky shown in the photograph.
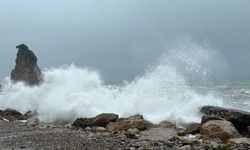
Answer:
[0,0,250,81]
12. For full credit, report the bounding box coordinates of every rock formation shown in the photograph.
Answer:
[0,108,24,121]
[72,113,119,128]
[1,106,250,149]
[201,105,250,134]
[105,115,153,132]
[200,120,240,143]
[72,113,153,132]
[11,44,43,85]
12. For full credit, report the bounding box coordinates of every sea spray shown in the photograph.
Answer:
[0,41,224,123]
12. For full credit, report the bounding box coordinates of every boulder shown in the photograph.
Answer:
[139,127,178,141]
[200,120,240,143]
[201,106,250,134]
[72,113,118,128]
[72,118,87,128]
[0,108,23,121]
[11,44,43,85]
[105,116,153,132]
[178,123,200,136]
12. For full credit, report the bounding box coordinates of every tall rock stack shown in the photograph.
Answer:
[11,44,43,85]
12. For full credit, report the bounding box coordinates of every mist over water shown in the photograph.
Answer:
[0,40,224,123]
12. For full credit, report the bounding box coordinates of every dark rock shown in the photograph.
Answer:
[72,118,87,128]
[105,115,153,132]
[201,106,250,135]
[178,123,200,136]
[72,113,118,128]
[11,44,43,85]
[22,110,38,119]
[0,108,23,121]
[247,126,250,137]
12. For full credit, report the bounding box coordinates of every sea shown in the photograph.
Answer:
[0,41,249,124]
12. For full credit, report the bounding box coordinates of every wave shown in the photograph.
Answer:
[0,40,223,123]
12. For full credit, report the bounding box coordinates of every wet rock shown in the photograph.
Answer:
[0,108,23,121]
[140,127,177,141]
[178,123,200,136]
[11,44,43,85]
[201,106,250,134]
[200,120,240,143]
[72,113,118,128]
[106,116,153,132]
[72,118,87,128]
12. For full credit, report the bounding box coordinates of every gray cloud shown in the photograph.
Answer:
[0,0,250,81]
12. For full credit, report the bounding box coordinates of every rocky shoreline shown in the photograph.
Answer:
[1,45,250,149]
[1,106,250,149]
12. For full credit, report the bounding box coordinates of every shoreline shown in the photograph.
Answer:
[1,106,250,149]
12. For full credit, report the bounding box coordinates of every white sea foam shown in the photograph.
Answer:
[0,40,223,123]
